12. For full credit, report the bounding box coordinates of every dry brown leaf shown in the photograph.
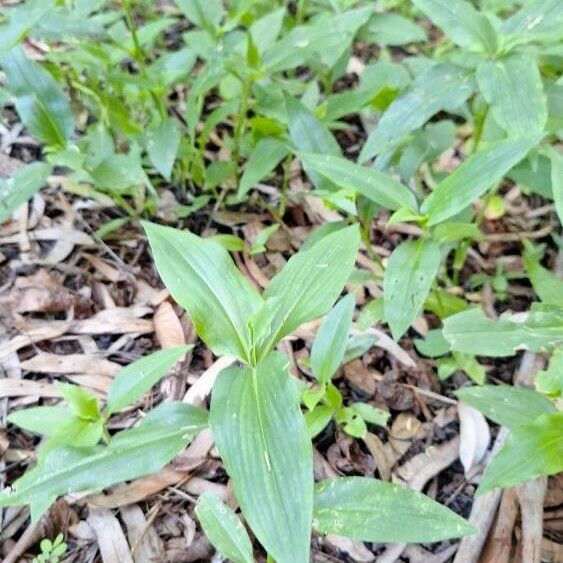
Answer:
[69,306,153,335]
[0,322,68,360]
[120,504,164,563]
[87,508,134,563]
[0,379,60,398]
[363,432,392,481]
[0,227,95,246]
[183,356,235,406]
[458,402,490,475]
[21,352,120,377]
[154,301,186,348]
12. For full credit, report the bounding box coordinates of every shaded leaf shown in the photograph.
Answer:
[195,492,254,563]
[0,162,50,223]
[210,352,313,563]
[0,402,208,522]
[422,136,539,226]
[145,118,181,180]
[359,64,474,162]
[107,346,192,414]
[143,222,263,362]
[1,46,73,147]
[478,412,563,494]
[311,294,355,384]
[299,153,418,211]
[313,477,475,542]
[477,55,547,138]
[455,385,555,430]
[384,238,441,340]
[255,225,360,358]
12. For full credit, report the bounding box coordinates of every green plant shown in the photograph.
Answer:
[302,294,390,439]
[1,224,474,561]
[33,533,67,563]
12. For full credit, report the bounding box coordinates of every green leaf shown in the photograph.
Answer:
[413,0,497,53]
[350,403,389,426]
[500,0,563,43]
[58,384,100,420]
[251,224,279,255]
[0,162,51,223]
[359,64,474,162]
[476,55,547,138]
[145,118,181,180]
[478,412,563,494]
[1,46,73,147]
[107,346,192,414]
[0,402,208,522]
[46,417,104,450]
[422,136,539,226]
[455,385,555,430]
[210,352,313,563]
[311,294,355,384]
[443,307,563,356]
[549,147,563,226]
[174,0,222,34]
[237,138,288,200]
[361,12,426,46]
[143,222,263,363]
[384,238,441,340]
[195,492,254,563]
[305,405,333,439]
[255,225,360,358]
[8,406,75,436]
[414,329,451,357]
[313,477,475,542]
[299,153,418,211]
[523,245,563,307]
[285,95,341,192]
[535,348,563,399]
[0,0,54,53]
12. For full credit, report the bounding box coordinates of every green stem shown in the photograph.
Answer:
[233,78,252,183]
[122,0,166,119]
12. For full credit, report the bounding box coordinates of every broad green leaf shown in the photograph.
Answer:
[523,246,563,307]
[237,138,288,200]
[536,348,563,399]
[107,346,192,414]
[1,46,73,147]
[305,405,333,438]
[0,402,208,522]
[58,384,100,420]
[384,239,441,340]
[313,477,474,542]
[500,0,563,42]
[0,162,50,223]
[455,385,555,429]
[285,95,341,193]
[350,403,389,426]
[47,417,104,450]
[174,0,222,34]
[361,12,426,46]
[195,492,254,563]
[8,406,75,436]
[413,0,497,53]
[311,294,355,384]
[550,147,563,226]
[443,307,563,356]
[145,118,181,180]
[453,352,486,385]
[414,329,451,357]
[477,55,547,138]
[299,153,418,211]
[255,225,360,357]
[210,352,313,563]
[422,136,539,226]
[478,412,563,494]
[0,0,54,53]
[143,222,263,362]
[359,64,473,162]
[425,289,467,319]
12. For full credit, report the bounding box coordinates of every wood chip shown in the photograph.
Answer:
[87,508,134,563]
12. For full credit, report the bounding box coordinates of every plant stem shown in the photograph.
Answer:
[122,0,166,120]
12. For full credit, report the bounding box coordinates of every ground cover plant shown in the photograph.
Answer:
[0,0,562,561]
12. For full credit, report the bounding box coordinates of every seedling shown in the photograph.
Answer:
[1,224,473,562]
